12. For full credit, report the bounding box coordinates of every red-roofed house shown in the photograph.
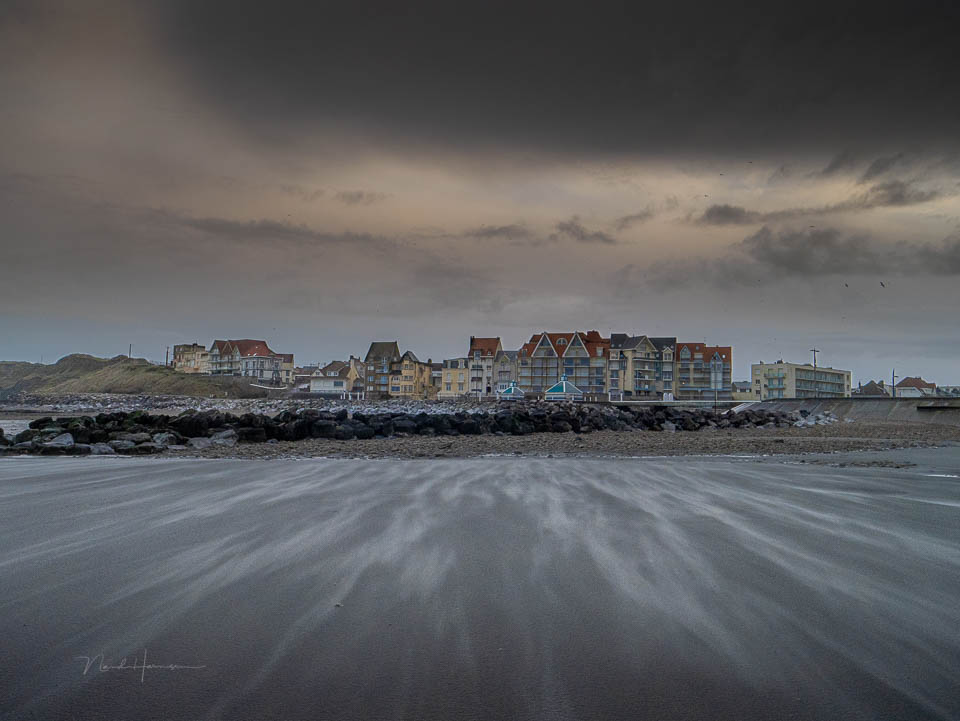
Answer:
[517,331,609,395]
[675,342,733,401]
[894,376,937,398]
[206,339,295,384]
[467,336,503,395]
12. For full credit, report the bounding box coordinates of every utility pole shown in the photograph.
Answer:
[810,348,820,399]
[128,343,132,359]
[892,369,898,399]
[165,345,170,367]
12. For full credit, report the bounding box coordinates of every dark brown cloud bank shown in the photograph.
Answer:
[1,1,959,381]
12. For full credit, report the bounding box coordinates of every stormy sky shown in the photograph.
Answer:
[2,1,959,383]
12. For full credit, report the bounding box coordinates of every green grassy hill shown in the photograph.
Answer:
[0,355,275,398]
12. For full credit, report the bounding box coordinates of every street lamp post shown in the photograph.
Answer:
[810,348,820,399]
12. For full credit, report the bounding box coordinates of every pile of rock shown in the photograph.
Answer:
[791,409,846,427]
[2,392,500,419]
[0,403,818,456]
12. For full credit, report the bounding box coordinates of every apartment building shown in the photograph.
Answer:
[517,331,608,395]
[439,358,468,399]
[608,334,676,399]
[650,337,677,398]
[493,349,518,392]
[466,337,503,395]
[207,339,294,384]
[429,362,443,398]
[363,341,402,398]
[675,342,732,401]
[751,360,851,400]
[388,350,434,399]
[171,343,209,374]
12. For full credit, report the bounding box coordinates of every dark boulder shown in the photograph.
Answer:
[333,425,356,441]
[280,419,311,441]
[457,419,482,435]
[170,414,208,438]
[237,427,267,443]
[15,429,39,444]
[310,420,338,439]
[240,413,263,428]
[393,419,418,435]
[352,424,376,440]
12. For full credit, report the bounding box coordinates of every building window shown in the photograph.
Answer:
[458,383,464,391]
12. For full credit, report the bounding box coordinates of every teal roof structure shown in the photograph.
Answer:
[545,375,584,396]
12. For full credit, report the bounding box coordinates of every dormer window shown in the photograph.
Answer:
[557,338,567,346]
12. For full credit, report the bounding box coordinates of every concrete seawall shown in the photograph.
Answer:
[747,397,960,427]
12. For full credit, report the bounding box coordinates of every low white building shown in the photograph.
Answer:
[309,358,364,396]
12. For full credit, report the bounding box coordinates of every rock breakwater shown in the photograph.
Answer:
[0,403,823,456]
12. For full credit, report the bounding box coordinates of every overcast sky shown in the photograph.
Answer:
[2,1,959,383]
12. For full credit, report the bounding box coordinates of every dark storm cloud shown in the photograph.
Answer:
[158,213,382,248]
[820,151,859,176]
[639,226,960,289]
[552,217,617,245]
[613,208,656,231]
[859,153,906,183]
[333,190,388,206]
[696,180,943,225]
[698,205,762,225]
[153,1,960,157]
[462,224,532,240]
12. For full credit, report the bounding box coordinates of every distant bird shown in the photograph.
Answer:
[747,161,753,164]
[844,283,849,287]
[719,173,724,176]
[809,225,815,228]
[880,281,886,287]
[704,194,709,198]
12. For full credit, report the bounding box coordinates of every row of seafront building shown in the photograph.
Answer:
[171,335,952,402]
[365,333,733,402]
[172,333,733,401]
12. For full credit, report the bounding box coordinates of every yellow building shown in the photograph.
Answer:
[751,360,852,400]
[389,350,434,399]
[171,343,209,373]
[439,358,468,399]
[607,335,678,399]
[731,381,755,401]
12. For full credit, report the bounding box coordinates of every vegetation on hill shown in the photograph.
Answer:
[0,354,275,398]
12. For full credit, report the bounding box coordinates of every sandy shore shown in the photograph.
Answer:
[3,452,958,720]
[166,420,960,459]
